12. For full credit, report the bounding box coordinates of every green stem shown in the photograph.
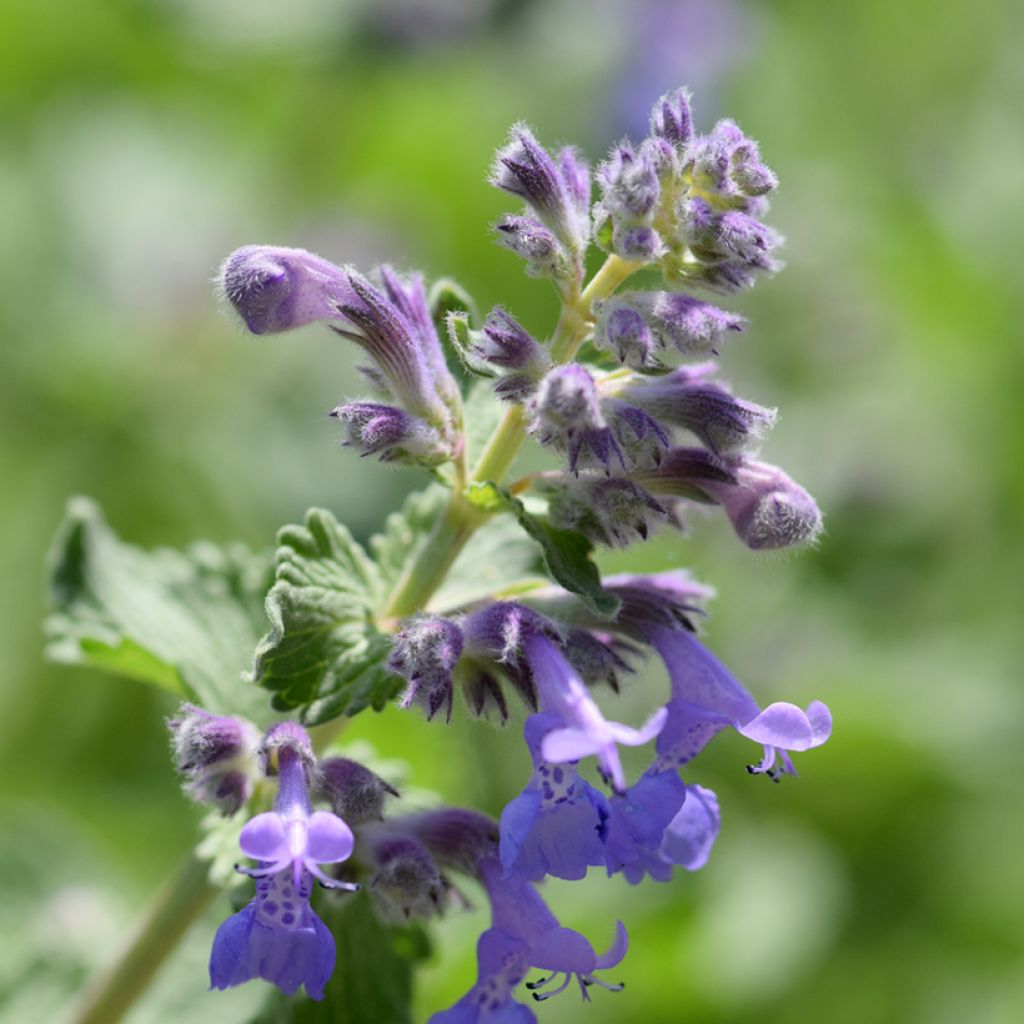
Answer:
[381,254,641,620]
[70,852,216,1024]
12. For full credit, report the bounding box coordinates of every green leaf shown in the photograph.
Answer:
[475,486,620,618]
[250,892,429,1024]
[369,485,448,591]
[45,497,273,719]
[252,508,399,722]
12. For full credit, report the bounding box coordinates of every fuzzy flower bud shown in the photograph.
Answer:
[368,836,447,923]
[328,402,446,466]
[219,245,355,335]
[618,362,776,455]
[530,364,624,473]
[545,476,669,548]
[389,616,465,722]
[494,214,568,279]
[491,123,583,252]
[316,757,399,825]
[168,704,260,815]
[650,87,694,148]
[697,459,823,550]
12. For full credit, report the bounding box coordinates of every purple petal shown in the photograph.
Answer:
[209,902,257,990]
[737,701,816,751]
[661,784,721,871]
[499,789,542,874]
[528,927,596,974]
[807,700,833,746]
[540,727,601,763]
[305,811,354,863]
[239,812,288,862]
[606,706,667,746]
[594,920,629,970]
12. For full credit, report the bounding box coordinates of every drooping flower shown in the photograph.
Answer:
[209,724,356,1000]
[650,628,832,778]
[499,713,610,882]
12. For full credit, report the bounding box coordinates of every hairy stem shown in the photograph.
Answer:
[70,852,216,1024]
[381,254,640,619]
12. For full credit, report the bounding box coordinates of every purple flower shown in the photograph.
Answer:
[328,401,444,465]
[209,866,336,1000]
[602,767,687,876]
[482,857,628,1003]
[389,616,465,722]
[366,835,447,923]
[167,704,259,815]
[499,714,611,882]
[430,928,536,1024]
[471,307,551,402]
[618,361,776,456]
[210,726,356,999]
[524,632,665,792]
[651,628,831,778]
[619,782,721,884]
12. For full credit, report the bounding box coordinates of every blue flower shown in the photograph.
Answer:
[209,724,357,1000]
[499,714,610,882]
[602,767,687,877]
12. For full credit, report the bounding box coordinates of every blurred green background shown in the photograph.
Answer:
[2,0,1022,1021]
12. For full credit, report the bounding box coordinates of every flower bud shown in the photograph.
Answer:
[388,616,464,722]
[316,757,399,825]
[219,245,355,335]
[530,364,623,473]
[328,402,447,466]
[368,836,447,923]
[391,809,500,876]
[620,363,776,455]
[598,141,661,219]
[167,704,260,815]
[494,215,569,279]
[594,302,657,368]
[491,124,583,252]
[545,476,669,547]
[698,460,823,550]
[650,87,694,148]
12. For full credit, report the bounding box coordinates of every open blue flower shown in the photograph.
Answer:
[499,713,610,882]
[209,726,356,1000]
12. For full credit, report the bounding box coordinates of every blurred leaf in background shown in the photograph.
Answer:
[2,0,1023,1022]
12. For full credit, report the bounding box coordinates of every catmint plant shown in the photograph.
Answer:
[47,85,830,1023]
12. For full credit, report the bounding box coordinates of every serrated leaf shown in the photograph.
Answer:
[484,488,620,618]
[249,892,429,1024]
[45,497,273,720]
[252,508,398,720]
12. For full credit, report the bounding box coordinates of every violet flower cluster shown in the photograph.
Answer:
[187,85,830,1017]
